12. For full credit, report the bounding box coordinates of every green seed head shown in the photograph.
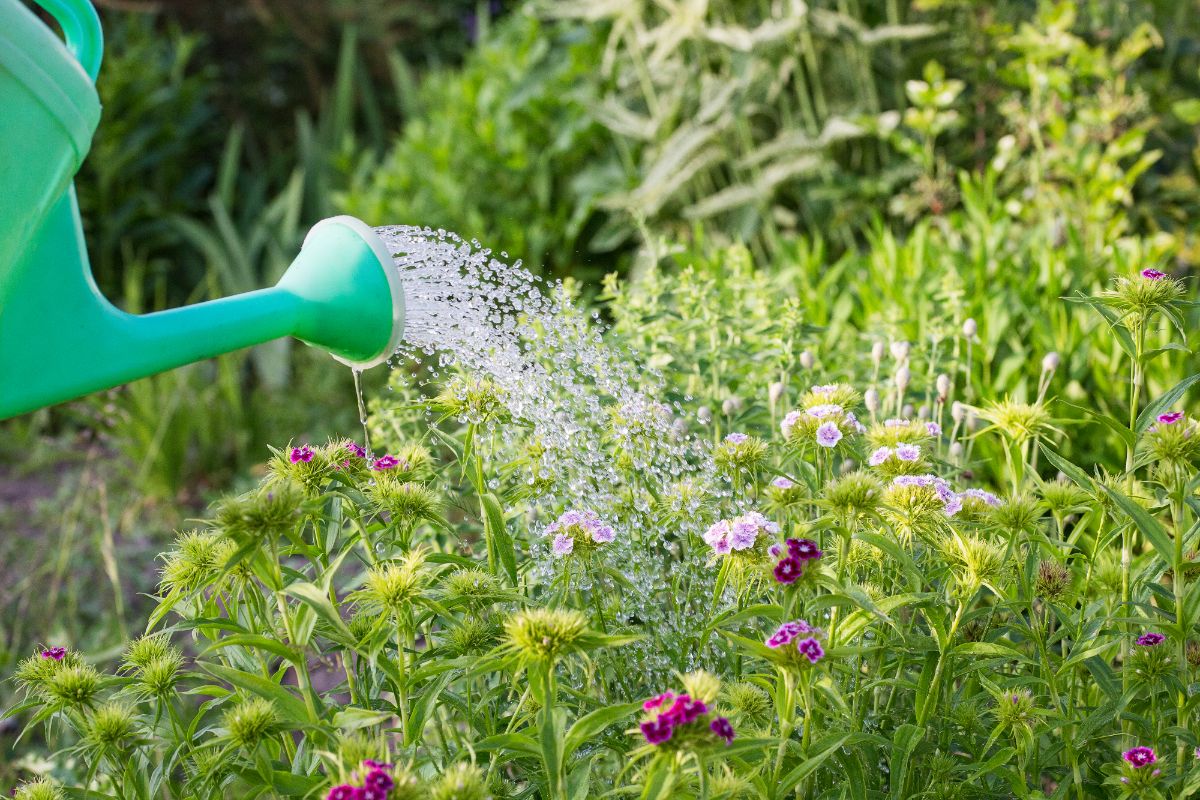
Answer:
[1037,479,1090,516]
[821,471,882,523]
[799,383,860,410]
[988,494,1043,535]
[1100,273,1186,329]
[159,530,224,594]
[84,702,138,754]
[224,697,278,751]
[504,607,589,663]
[138,652,184,698]
[444,618,502,656]
[45,664,101,707]
[976,399,1056,445]
[940,533,1009,595]
[359,549,430,615]
[429,762,488,800]
[14,650,82,696]
[1141,416,1200,470]
[723,681,771,729]
[124,634,173,670]
[13,779,63,800]
[367,478,443,525]
[216,483,300,542]
[440,568,502,605]
[1035,560,1073,602]
[431,376,508,424]
[680,670,722,705]
[713,435,768,476]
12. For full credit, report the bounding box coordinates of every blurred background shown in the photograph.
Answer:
[2,0,1199,779]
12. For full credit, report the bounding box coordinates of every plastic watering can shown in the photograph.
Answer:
[0,0,405,420]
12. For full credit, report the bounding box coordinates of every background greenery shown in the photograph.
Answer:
[1,0,1199,790]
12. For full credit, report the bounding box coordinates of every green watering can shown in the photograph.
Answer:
[0,0,405,420]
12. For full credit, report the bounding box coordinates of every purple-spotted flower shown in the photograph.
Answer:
[710,716,735,745]
[773,557,803,584]
[372,455,399,471]
[40,646,66,661]
[1158,411,1185,425]
[816,422,843,448]
[290,445,314,464]
[346,442,367,458]
[544,509,616,556]
[766,620,813,648]
[1123,746,1157,768]
[1141,268,1167,280]
[326,786,357,800]
[797,637,825,664]
[1136,632,1165,647]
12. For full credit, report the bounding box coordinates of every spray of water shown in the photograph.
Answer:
[374,225,739,679]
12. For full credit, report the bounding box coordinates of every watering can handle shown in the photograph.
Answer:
[32,0,104,82]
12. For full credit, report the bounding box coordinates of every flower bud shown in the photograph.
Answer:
[1041,352,1060,373]
[951,401,966,423]
[722,396,744,416]
[768,381,785,406]
[936,373,951,399]
[962,318,977,338]
[918,404,930,420]
[895,366,910,392]
[799,350,815,370]
[949,442,964,460]
[672,417,689,438]
[890,341,910,362]
[864,388,880,413]
[871,341,886,365]
[697,406,713,425]
[901,403,914,418]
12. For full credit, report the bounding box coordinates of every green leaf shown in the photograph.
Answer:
[1038,445,1094,491]
[1100,484,1174,566]
[1057,400,1134,448]
[405,671,454,743]
[1137,373,1200,432]
[482,492,518,586]
[200,634,300,664]
[777,733,852,795]
[888,724,925,800]
[196,661,313,725]
[564,700,642,759]
[331,707,394,731]
[473,732,542,759]
[283,582,355,646]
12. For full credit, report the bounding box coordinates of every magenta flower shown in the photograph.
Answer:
[643,692,676,711]
[363,769,394,793]
[326,786,357,800]
[1123,746,1157,768]
[797,637,825,664]
[774,557,803,584]
[815,422,843,448]
[641,717,673,745]
[660,695,708,726]
[1136,632,1165,647]
[766,620,812,648]
[290,445,314,464]
[40,647,66,661]
[372,455,399,471]
[768,543,783,558]
[356,788,387,800]
[1141,268,1167,280]
[710,716,735,745]
[346,442,367,458]
[362,760,392,771]
[1157,411,1185,425]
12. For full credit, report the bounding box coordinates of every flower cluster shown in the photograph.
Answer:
[769,538,823,585]
[704,512,779,556]
[640,691,735,747]
[892,474,962,516]
[326,761,399,800]
[1122,746,1156,768]
[714,432,768,474]
[544,509,616,557]
[780,387,864,451]
[40,647,66,662]
[868,443,922,465]
[765,620,825,664]
[1136,632,1164,647]
[290,445,315,463]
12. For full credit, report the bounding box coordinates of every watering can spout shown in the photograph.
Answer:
[0,191,405,420]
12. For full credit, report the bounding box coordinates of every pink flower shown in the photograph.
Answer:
[868,447,892,466]
[1123,746,1156,768]
[725,433,749,444]
[643,692,676,711]
[797,637,824,664]
[662,695,707,725]
[290,445,314,463]
[895,443,920,462]
[1141,268,1167,280]
[356,787,387,800]
[372,455,400,471]
[40,647,66,661]
[1136,632,1165,647]
[363,769,394,793]
[772,476,794,489]
[1157,411,1185,425]
[710,716,735,745]
[326,786,357,800]
[773,557,803,584]
[346,442,367,458]
[926,422,942,436]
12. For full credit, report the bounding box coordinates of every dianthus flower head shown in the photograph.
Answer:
[895,443,921,462]
[766,620,812,648]
[816,422,843,448]
[363,770,394,793]
[926,422,942,436]
[807,403,844,419]
[773,557,803,584]
[346,442,367,458]
[797,637,824,664]
[290,445,314,464]
[1158,411,1185,425]
[1136,632,1165,647]
[662,695,708,726]
[40,647,66,661]
[710,716,735,745]
[641,717,673,745]
[1123,746,1156,768]
[1141,268,1167,280]
[868,447,892,466]
[725,432,749,444]
[644,692,676,711]
[326,785,357,800]
[772,477,794,489]
[551,533,574,557]
[372,455,399,471]
[786,538,822,561]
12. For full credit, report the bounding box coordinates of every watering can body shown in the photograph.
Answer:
[0,0,404,420]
